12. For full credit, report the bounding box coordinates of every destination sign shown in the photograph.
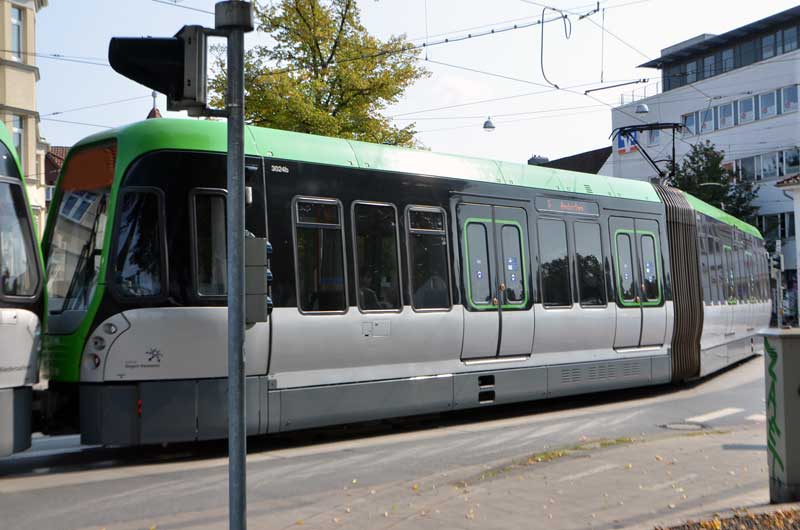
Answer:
[535,197,599,217]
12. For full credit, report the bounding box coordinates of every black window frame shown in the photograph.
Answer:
[109,186,169,302]
[351,200,403,314]
[292,195,349,315]
[405,205,453,312]
[189,187,228,301]
[573,221,607,308]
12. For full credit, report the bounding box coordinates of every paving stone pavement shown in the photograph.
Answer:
[78,423,800,530]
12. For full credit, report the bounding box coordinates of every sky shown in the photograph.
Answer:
[36,0,800,164]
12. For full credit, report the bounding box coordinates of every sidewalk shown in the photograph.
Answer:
[92,422,799,530]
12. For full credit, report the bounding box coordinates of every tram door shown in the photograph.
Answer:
[457,202,534,359]
[610,217,666,349]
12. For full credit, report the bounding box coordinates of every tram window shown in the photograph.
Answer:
[407,207,450,310]
[724,246,734,302]
[538,219,571,307]
[466,222,493,306]
[294,198,347,312]
[353,203,401,311]
[714,239,725,304]
[0,182,37,297]
[615,233,636,303]
[708,236,719,303]
[699,236,711,304]
[640,234,660,302]
[574,222,605,306]
[193,192,227,296]
[113,191,164,298]
[501,224,525,304]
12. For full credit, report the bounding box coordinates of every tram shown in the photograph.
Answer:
[39,119,770,446]
[0,122,43,456]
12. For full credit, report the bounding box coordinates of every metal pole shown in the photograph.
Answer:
[217,1,250,528]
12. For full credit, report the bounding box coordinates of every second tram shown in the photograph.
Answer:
[0,122,43,456]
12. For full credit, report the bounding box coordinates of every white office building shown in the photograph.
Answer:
[600,6,800,288]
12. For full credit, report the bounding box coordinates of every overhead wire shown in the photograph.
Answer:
[41,95,153,117]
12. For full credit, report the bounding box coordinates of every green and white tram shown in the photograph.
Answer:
[39,119,770,446]
[0,122,43,456]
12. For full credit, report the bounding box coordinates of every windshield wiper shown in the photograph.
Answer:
[55,195,107,314]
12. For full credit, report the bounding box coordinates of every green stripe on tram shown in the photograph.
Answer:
[73,119,663,203]
[683,192,762,239]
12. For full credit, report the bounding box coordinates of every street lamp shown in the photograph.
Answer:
[698,182,726,211]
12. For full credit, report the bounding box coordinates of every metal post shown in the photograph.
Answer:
[227,20,246,528]
[216,2,253,529]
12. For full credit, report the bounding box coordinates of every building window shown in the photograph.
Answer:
[722,48,734,72]
[60,190,97,223]
[353,202,401,311]
[717,103,734,129]
[761,152,779,180]
[703,55,715,78]
[740,39,757,66]
[782,85,798,113]
[699,108,714,134]
[784,27,798,53]
[681,112,696,136]
[10,115,22,155]
[294,197,347,312]
[760,91,777,119]
[762,34,776,59]
[647,128,660,146]
[738,96,755,123]
[739,156,759,181]
[406,207,451,310]
[686,61,697,83]
[785,148,800,175]
[10,6,22,62]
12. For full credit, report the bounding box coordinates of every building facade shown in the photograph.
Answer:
[1,0,47,236]
[600,7,800,297]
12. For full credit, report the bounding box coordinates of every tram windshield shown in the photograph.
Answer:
[46,144,115,314]
[0,145,38,297]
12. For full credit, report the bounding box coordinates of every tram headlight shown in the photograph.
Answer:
[91,354,101,369]
[92,336,106,350]
[103,322,118,334]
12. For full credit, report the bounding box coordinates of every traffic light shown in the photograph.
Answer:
[771,253,785,273]
[245,237,273,323]
[108,25,209,116]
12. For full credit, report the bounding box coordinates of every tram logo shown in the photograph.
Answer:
[146,348,163,363]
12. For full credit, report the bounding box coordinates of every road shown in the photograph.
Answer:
[0,356,769,530]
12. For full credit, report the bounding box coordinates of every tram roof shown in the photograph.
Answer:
[73,118,760,237]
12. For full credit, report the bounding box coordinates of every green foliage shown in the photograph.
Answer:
[210,0,428,146]
[668,140,759,224]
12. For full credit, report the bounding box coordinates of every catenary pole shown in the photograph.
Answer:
[216,2,253,529]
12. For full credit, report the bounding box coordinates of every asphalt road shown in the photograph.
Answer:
[0,356,768,530]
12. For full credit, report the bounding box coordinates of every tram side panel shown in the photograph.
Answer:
[693,211,770,377]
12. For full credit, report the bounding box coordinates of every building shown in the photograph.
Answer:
[600,6,800,288]
[1,0,48,235]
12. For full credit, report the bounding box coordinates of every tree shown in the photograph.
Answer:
[668,140,759,224]
[210,0,428,146]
